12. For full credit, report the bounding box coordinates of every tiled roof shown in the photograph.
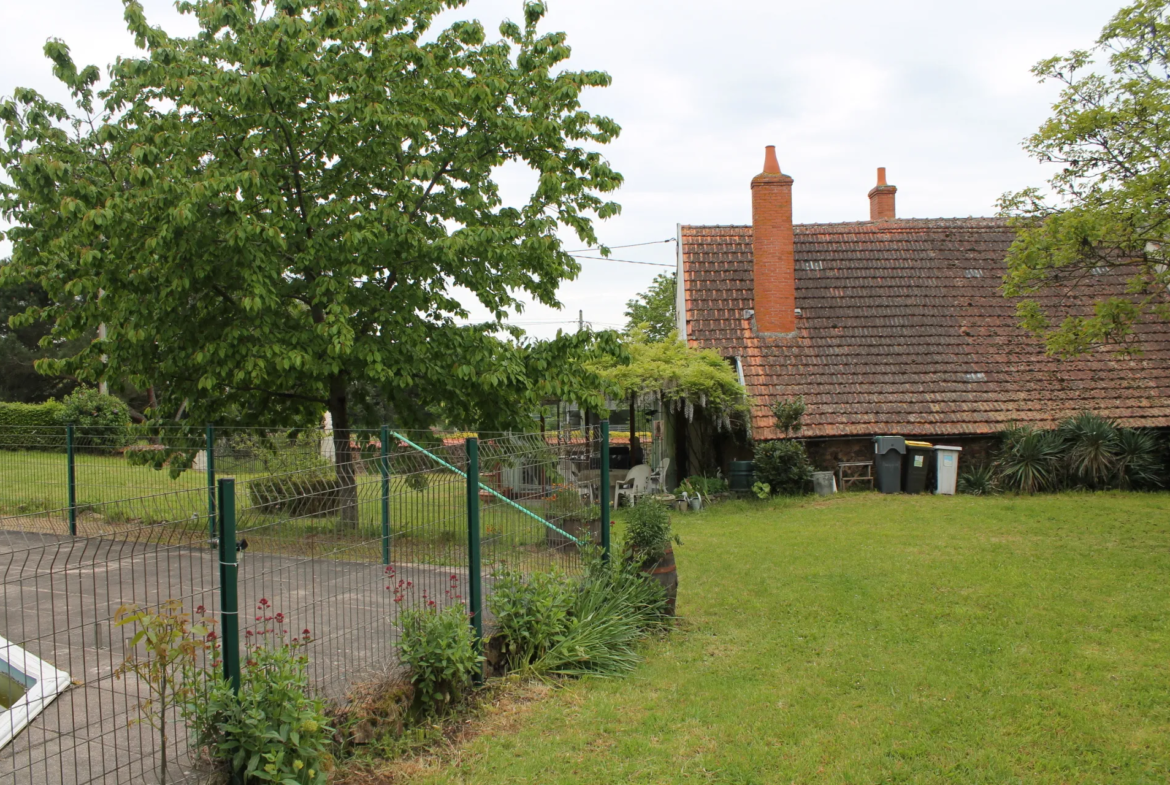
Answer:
[681,218,1170,439]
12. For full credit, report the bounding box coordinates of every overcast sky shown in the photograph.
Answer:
[1,0,1123,338]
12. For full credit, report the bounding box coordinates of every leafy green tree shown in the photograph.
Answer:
[0,0,622,524]
[623,272,676,342]
[1000,0,1170,356]
[0,282,87,402]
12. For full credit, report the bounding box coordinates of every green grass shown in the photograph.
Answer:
[408,492,1170,784]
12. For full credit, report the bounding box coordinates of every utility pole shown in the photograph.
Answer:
[578,309,584,332]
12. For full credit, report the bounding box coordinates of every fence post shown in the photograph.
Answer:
[381,425,391,566]
[600,419,611,561]
[217,478,241,694]
[206,424,216,545]
[66,425,77,536]
[465,437,483,647]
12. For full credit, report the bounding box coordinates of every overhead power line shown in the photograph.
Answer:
[565,238,676,253]
[570,255,674,268]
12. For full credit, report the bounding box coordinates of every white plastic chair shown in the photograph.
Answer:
[647,458,671,494]
[614,464,652,508]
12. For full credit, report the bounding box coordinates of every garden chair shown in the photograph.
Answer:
[647,458,671,494]
[613,463,652,508]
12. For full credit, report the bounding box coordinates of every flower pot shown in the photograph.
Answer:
[639,547,678,616]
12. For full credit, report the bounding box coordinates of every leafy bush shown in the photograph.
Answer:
[622,496,675,561]
[187,622,332,785]
[0,400,64,449]
[59,387,131,447]
[770,396,806,437]
[486,568,574,670]
[249,475,347,517]
[957,463,998,495]
[677,474,728,498]
[1058,411,1119,489]
[996,426,1064,493]
[753,439,813,496]
[1114,427,1163,490]
[399,604,482,716]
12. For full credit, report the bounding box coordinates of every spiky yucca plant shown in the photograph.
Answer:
[996,426,1064,494]
[1114,428,1163,490]
[957,463,998,495]
[1058,411,1119,490]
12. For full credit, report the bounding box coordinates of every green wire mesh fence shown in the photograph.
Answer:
[0,423,608,784]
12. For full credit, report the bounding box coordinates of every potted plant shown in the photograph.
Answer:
[624,497,679,615]
[543,486,601,550]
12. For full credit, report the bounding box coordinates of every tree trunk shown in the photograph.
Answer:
[628,393,642,466]
[329,376,359,531]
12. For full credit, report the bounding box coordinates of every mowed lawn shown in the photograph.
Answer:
[413,492,1170,784]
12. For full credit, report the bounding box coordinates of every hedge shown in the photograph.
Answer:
[0,401,66,449]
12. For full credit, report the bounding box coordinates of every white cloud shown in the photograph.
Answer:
[1,0,1124,337]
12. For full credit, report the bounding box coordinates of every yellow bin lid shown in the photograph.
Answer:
[905,440,933,449]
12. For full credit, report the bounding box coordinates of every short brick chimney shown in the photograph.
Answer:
[868,167,897,220]
[751,146,796,335]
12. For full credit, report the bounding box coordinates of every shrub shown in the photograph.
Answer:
[623,496,675,562]
[399,604,482,715]
[249,475,347,516]
[486,568,574,670]
[528,548,668,678]
[753,439,813,496]
[187,619,332,785]
[59,387,131,448]
[1114,427,1163,490]
[0,400,64,449]
[770,396,806,438]
[678,474,729,498]
[1058,411,1119,489]
[996,426,1064,493]
[957,463,998,495]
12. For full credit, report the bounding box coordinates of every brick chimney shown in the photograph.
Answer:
[751,146,796,335]
[868,167,897,220]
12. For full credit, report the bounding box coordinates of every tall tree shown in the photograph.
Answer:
[0,283,87,402]
[623,272,676,342]
[1000,0,1170,356]
[0,0,622,524]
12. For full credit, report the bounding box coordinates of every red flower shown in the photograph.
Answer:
[195,605,206,615]
[275,613,284,623]
[302,628,311,636]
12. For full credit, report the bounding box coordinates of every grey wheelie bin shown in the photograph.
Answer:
[873,436,906,494]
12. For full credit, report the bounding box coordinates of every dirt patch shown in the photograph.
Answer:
[334,678,556,784]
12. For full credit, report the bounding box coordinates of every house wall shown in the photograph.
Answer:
[803,435,999,473]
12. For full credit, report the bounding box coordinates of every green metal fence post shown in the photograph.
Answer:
[381,425,391,566]
[465,437,483,650]
[206,424,216,546]
[600,420,611,561]
[217,478,241,694]
[66,425,77,536]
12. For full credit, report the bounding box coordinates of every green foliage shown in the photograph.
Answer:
[957,463,998,496]
[996,426,1065,493]
[1114,427,1164,490]
[623,272,676,342]
[622,496,675,561]
[0,0,623,434]
[399,605,482,716]
[770,396,806,438]
[677,475,728,498]
[486,568,575,671]
[1058,412,1119,489]
[115,600,214,785]
[751,481,772,500]
[187,623,332,785]
[0,281,87,403]
[753,440,813,496]
[59,386,131,447]
[593,332,748,429]
[999,0,1170,355]
[530,550,668,677]
[0,400,64,449]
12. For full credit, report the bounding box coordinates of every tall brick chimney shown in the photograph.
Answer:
[868,167,897,220]
[751,146,796,335]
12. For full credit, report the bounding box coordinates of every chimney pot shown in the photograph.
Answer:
[751,147,796,335]
[868,167,897,221]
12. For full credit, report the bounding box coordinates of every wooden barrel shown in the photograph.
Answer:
[641,547,678,617]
